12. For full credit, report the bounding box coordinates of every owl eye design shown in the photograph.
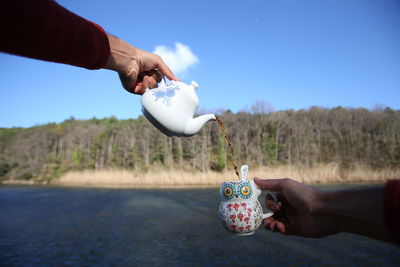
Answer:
[223,184,235,200]
[238,183,252,199]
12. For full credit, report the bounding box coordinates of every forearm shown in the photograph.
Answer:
[316,186,394,242]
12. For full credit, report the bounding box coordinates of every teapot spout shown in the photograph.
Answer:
[184,114,216,136]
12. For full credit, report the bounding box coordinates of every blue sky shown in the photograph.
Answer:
[1,0,399,128]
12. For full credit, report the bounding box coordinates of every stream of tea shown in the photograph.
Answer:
[216,117,240,178]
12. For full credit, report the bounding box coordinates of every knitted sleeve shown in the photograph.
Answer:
[0,0,110,69]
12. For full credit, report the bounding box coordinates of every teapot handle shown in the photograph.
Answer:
[154,69,168,85]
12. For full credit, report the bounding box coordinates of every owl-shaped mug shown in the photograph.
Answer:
[219,165,277,236]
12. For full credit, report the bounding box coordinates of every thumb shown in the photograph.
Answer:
[254,177,285,192]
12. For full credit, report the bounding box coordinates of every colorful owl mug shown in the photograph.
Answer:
[219,165,278,236]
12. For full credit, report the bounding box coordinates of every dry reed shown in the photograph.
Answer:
[52,163,400,188]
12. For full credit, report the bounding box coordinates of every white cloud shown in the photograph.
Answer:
[153,42,199,76]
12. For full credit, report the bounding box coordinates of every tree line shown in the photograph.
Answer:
[1,106,399,182]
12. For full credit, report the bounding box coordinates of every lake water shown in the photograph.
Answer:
[0,184,399,266]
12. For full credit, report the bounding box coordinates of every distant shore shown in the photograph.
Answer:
[2,164,398,188]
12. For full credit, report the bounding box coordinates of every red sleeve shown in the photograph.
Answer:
[0,0,110,69]
[384,179,400,243]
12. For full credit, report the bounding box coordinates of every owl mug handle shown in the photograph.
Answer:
[241,165,280,220]
[262,192,280,219]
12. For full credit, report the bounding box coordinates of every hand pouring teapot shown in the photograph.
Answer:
[141,79,216,137]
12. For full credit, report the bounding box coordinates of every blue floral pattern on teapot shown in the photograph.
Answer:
[152,84,180,107]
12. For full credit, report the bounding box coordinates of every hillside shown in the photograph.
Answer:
[1,107,399,185]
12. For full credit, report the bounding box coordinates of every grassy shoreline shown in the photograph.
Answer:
[3,164,397,188]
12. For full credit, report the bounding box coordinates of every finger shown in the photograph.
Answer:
[264,217,274,224]
[273,215,295,235]
[155,60,179,81]
[141,76,150,91]
[138,76,150,95]
[138,70,162,84]
[268,219,287,234]
[132,75,157,94]
[133,82,146,95]
[276,221,287,234]
[254,177,287,191]
[270,221,279,232]
[265,199,280,212]
[263,217,274,230]
[146,76,158,89]
[264,216,287,234]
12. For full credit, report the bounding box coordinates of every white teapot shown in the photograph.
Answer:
[141,80,216,137]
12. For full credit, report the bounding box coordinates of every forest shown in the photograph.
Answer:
[0,105,399,183]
